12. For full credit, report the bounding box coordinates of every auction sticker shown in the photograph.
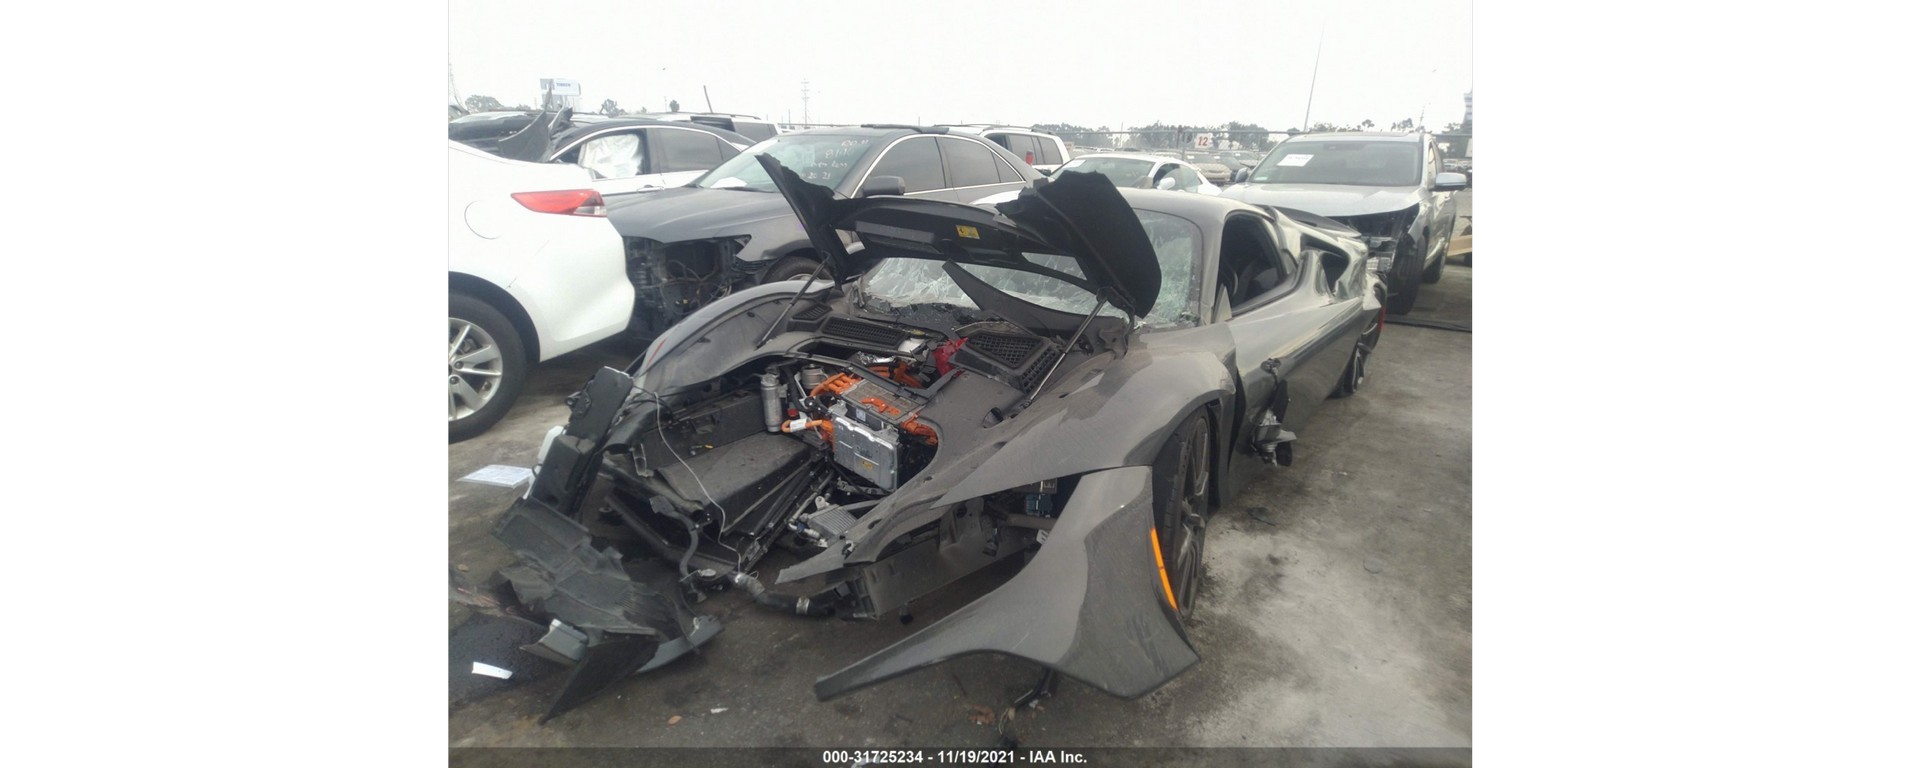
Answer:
[1278,154,1313,166]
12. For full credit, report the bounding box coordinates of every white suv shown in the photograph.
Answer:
[941,125,1072,174]
[447,141,634,441]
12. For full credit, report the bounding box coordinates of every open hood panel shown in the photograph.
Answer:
[990,170,1160,318]
[756,157,1161,318]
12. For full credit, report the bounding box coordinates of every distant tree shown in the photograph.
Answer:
[639,106,649,114]
[1223,120,1273,150]
[1033,123,1111,148]
[600,99,623,117]
[464,94,504,113]
[1391,118,1415,132]
[668,99,680,112]
[1359,119,1375,130]
[1130,122,1200,149]
[1439,121,1463,134]
[509,103,532,111]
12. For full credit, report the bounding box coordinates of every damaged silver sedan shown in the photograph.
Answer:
[465,157,1387,720]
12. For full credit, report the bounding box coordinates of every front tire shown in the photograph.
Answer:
[1385,238,1423,315]
[1333,303,1385,398]
[449,293,527,443]
[1151,412,1214,623]
[1422,235,1448,284]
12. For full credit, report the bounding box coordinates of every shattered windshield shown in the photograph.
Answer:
[857,210,1203,330]
[692,134,874,191]
[1249,140,1421,186]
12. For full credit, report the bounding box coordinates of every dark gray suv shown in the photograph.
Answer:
[1221,132,1467,314]
[605,125,1043,336]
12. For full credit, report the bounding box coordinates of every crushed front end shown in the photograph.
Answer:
[625,235,757,338]
[1332,205,1419,279]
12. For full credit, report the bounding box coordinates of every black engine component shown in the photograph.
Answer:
[951,330,1060,391]
[822,316,910,348]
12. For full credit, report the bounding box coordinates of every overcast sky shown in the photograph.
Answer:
[450,0,1471,133]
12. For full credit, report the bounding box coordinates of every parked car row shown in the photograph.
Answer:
[447,115,1465,441]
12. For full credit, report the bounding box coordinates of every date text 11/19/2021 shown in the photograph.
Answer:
[820,749,1088,764]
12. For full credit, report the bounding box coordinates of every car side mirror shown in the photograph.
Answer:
[1155,176,1179,191]
[859,175,907,197]
[1232,168,1251,183]
[1434,172,1468,191]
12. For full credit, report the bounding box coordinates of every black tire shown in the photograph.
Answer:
[1421,236,1448,284]
[1151,412,1213,623]
[1461,251,1472,267]
[1385,238,1423,315]
[761,255,830,284]
[1385,283,1419,314]
[1333,303,1385,398]
[449,292,527,443]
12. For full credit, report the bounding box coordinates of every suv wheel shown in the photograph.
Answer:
[1385,238,1424,315]
[1422,235,1449,284]
[449,293,527,443]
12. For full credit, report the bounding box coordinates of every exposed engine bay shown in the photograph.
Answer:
[479,287,1117,720]
[594,299,1076,617]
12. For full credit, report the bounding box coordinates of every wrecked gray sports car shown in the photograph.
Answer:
[471,156,1386,720]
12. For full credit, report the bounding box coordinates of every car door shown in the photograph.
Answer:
[562,128,653,196]
[1220,215,1354,454]
[856,135,951,199]
[994,132,1041,166]
[647,126,740,190]
[1168,164,1207,194]
[937,135,1025,201]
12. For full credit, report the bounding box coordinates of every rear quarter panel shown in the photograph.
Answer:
[448,143,634,360]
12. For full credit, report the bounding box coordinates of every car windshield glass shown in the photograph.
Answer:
[1249,140,1421,186]
[856,210,1203,329]
[692,134,874,191]
[1052,157,1156,188]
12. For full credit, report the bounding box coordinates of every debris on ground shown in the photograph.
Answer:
[1363,557,1385,574]
[668,715,683,726]
[471,662,513,679]
[709,708,728,714]
[1247,506,1279,526]
[968,705,995,725]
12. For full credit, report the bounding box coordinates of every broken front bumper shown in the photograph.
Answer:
[815,465,1199,700]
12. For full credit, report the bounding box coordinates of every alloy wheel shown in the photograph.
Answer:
[1163,425,1211,619]
[448,317,505,421]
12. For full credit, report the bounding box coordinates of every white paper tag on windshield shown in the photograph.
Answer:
[460,464,534,487]
[1279,154,1313,166]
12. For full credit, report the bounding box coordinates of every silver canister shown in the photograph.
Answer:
[760,372,783,432]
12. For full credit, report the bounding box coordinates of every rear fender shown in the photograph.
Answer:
[814,465,1197,700]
